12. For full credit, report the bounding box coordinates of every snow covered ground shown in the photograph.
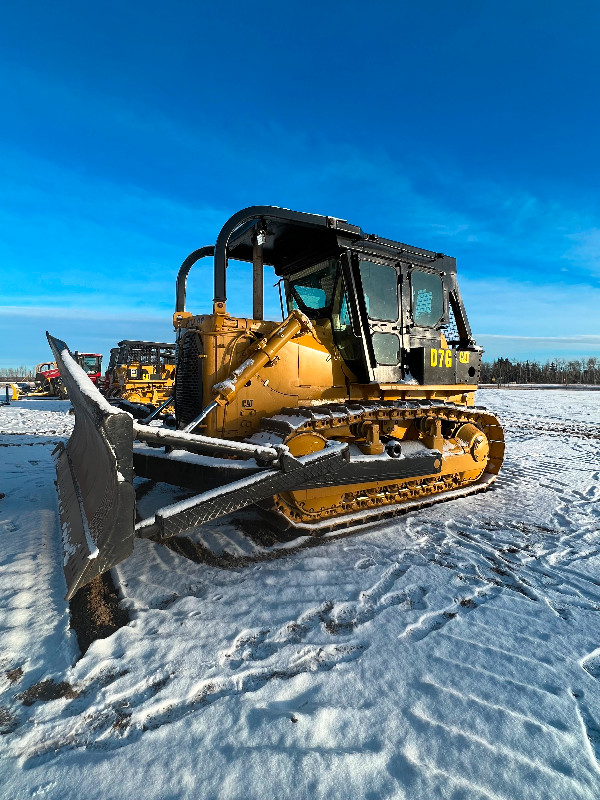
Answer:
[1,391,600,799]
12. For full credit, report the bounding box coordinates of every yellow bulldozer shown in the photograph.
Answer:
[48,206,504,599]
[103,340,176,410]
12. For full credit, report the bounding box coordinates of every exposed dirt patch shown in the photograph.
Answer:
[165,536,242,569]
[93,667,130,688]
[6,667,23,685]
[112,710,131,730]
[69,571,130,656]
[17,678,79,707]
[231,514,299,548]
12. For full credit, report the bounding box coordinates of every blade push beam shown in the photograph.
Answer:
[136,441,349,540]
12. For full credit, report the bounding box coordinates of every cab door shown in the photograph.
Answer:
[350,255,404,383]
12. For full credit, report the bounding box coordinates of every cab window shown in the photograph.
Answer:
[287,258,339,316]
[358,261,398,321]
[372,332,400,365]
[82,356,99,374]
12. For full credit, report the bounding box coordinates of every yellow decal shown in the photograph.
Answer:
[430,349,454,368]
[458,351,470,364]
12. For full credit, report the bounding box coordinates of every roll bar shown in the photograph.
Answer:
[212,206,331,302]
[175,206,357,315]
[175,246,215,313]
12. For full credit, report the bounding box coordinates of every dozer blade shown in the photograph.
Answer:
[47,333,136,600]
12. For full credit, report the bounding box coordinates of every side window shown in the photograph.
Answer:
[359,261,398,321]
[332,284,361,363]
[411,270,443,327]
[287,258,339,317]
[339,294,351,328]
[293,284,326,309]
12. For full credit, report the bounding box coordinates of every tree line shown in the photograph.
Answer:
[0,366,35,379]
[2,358,599,385]
[480,357,599,384]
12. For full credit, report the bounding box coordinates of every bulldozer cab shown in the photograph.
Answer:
[183,206,481,389]
[283,251,479,386]
[35,361,57,377]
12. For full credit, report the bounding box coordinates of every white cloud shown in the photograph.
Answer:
[460,274,600,338]
[477,334,600,362]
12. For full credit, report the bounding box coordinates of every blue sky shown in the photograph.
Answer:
[1,0,599,368]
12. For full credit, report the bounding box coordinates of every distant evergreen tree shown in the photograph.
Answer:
[480,357,598,384]
[0,366,35,379]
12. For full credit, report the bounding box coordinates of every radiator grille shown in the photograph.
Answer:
[175,330,204,428]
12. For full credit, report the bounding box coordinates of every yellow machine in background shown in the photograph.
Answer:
[1,383,21,403]
[104,340,176,408]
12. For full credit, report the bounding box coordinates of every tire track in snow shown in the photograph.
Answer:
[398,587,500,642]
[420,462,600,614]
[573,693,600,772]
[414,606,585,788]
[219,560,424,667]
[406,704,590,798]
[141,641,367,733]
[17,559,425,760]
[503,417,600,441]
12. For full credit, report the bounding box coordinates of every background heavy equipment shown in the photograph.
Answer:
[28,361,64,398]
[103,340,176,409]
[48,205,504,599]
[74,352,103,387]
[20,354,102,399]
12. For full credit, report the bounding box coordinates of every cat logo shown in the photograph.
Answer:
[458,352,470,364]
[242,399,254,408]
